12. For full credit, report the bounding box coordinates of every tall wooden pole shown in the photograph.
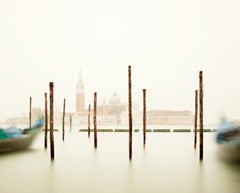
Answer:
[128,66,132,160]
[88,104,91,138]
[194,90,198,149]
[29,97,32,129]
[49,82,54,160]
[44,93,48,149]
[199,71,203,161]
[94,93,97,148]
[143,89,146,148]
[62,98,66,141]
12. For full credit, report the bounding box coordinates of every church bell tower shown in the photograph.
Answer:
[76,68,85,112]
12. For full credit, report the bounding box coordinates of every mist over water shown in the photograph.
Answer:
[1,0,240,191]
[1,127,240,193]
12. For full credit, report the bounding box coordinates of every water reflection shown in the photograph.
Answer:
[0,131,240,193]
[196,162,205,193]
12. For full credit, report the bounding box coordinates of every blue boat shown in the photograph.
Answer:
[216,121,240,161]
[0,119,44,153]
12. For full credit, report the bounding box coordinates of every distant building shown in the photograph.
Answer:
[76,69,85,112]
[3,69,194,126]
[69,69,194,126]
[146,110,193,125]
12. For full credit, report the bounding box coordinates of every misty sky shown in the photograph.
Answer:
[0,0,240,125]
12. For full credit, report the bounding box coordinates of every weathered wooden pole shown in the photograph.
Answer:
[194,90,198,149]
[143,89,146,148]
[49,82,54,160]
[88,104,91,138]
[199,71,203,161]
[62,98,66,141]
[44,93,48,149]
[94,93,97,148]
[128,65,132,160]
[29,97,32,129]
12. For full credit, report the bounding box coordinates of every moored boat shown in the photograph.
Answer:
[216,121,240,162]
[0,119,44,153]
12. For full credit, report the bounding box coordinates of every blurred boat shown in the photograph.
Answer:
[0,119,43,153]
[216,121,240,162]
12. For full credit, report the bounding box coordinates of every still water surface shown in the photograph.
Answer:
[1,127,240,193]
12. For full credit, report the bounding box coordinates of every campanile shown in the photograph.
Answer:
[76,68,85,112]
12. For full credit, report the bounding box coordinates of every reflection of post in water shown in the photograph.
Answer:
[44,93,48,149]
[62,98,66,141]
[128,66,132,160]
[143,89,146,148]
[29,96,32,129]
[69,116,72,132]
[194,90,198,149]
[88,104,91,138]
[199,71,203,161]
[49,82,54,160]
[94,92,97,149]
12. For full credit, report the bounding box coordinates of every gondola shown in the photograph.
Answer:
[216,121,240,162]
[0,119,43,153]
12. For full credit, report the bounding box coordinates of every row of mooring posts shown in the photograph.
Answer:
[38,82,56,160]
[56,68,203,161]
[28,94,50,152]
[41,82,67,160]
[82,65,135,160]
[33,67,204,161]
[193,71,204,161]
[128,68,205,161]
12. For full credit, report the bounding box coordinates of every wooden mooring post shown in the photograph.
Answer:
[49,82,54,160]
[29,97,32,129]
[88,104,91,138]
[194,90,198,149]
[143,89,146,148]
[128,66,132,160]
[44,93,48,149]
[199,71,203,161]
[94,93,97,148]
[62,98,66,141]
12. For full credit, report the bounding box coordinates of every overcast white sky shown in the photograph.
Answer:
[0,0,240,125]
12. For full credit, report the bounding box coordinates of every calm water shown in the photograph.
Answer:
[1,126,240,193]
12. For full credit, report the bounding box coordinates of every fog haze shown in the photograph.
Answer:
[0,0,240,125]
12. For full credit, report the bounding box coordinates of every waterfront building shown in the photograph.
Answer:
[3,69,194,126]
[70,69,194,126]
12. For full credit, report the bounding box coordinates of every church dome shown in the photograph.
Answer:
[109,92,121,105]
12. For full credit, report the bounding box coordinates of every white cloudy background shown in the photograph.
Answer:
[0,0,240,125]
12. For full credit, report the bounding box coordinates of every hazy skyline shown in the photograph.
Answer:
[0,0,240,125]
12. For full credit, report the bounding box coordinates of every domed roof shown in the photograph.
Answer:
[109,92,121,105]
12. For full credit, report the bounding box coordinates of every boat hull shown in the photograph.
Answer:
[0,133,39,153]
[217,143,240,162]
